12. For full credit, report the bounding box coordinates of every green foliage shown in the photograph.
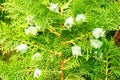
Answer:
[1,0,120,80]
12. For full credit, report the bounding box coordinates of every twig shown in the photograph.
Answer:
[62,32,91,45]
[60,61,64,80]
[0,6,3,11]
[47,27,60,36]
[60,0,73,15]
[62,37,81,45]
[59,58,71,80]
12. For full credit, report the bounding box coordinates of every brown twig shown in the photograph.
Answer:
[62,39,75,45]
[62,37,81,45]
[47,27,60,36]
[60,61,64,80]
[60,0,72,15]
[62,32,91,45]
[0,6,3,11]
[59,58,70,80]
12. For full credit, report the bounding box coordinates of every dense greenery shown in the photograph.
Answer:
[0,0,120,80]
